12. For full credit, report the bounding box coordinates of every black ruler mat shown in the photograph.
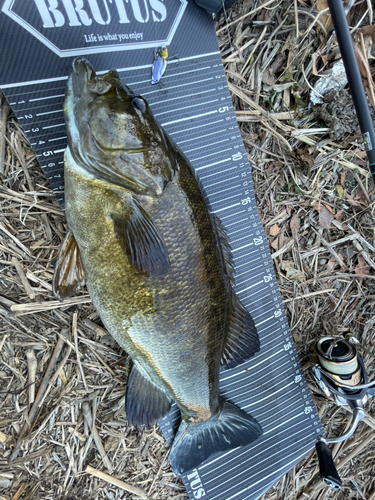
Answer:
[0,1,323,499]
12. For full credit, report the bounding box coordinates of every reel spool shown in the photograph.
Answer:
[310,335,375,490]
[315,337,362,391]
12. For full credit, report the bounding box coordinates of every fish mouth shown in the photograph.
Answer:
[71,57,134,98]
[73,57,96,81]
[68,58,97,100]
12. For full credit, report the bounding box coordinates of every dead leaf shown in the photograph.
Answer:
[345,192,365,207]
[314,203,334,229]
[340,172,346,186]
[315,0,332,32]
[323,203,334,213]
[270,224,281,236]
[281,261,305,281]
[355,254,370,277]
[315,0,328,9]
[336,184,344,199]
[290,213,300,233]
[326,257,337,272]
[277,174,284,186]
[335,210,344,221]
[358,25,375,45]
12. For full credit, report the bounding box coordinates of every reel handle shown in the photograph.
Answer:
[315,440,342,490]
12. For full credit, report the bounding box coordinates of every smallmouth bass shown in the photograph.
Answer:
[54,58,263,474]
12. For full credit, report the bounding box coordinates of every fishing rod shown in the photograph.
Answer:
[327,0,375,181]
[310,336,375,489]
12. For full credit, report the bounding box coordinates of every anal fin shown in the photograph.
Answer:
[126,363,171,429]
[53,231,86,301]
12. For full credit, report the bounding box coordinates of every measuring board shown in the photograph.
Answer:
[0,1,324,499]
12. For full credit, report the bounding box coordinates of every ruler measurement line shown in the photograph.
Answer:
[230,233,256,245]
[242,381,295,408]
[169,118,225,136]
[154,98,219,118]
[184,138,229,153]
[250,300,275,316]
[162,110,218,126]
[195,157,231,172]
[235,271,265,287]
[48,136,67,142]
[209,183,241,197]
[191,147,232,162]
[35,109,63,117]
[228,225,255,235]
[29,93,65,102]
[224,217,249,228]
[204,173,239,187]
[142,77,214,97]
[210,193,241,205]
[153,88,216,107]
[235,263,264,277]
[212,202,241,214]
[43,123,65,130]
[219,209,246,219]
[220,349,284,383]
[223,359,291,393]
[232,242,254,253]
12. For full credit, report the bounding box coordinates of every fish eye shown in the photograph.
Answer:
[131,97,146,113]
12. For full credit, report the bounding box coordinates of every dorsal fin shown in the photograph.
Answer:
[53,231,86,301]
[211,213,235,286]
[210,214,260,368]
[221,291,260,369]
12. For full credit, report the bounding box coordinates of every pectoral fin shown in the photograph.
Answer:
[53,231,86,301]
[126,363,171,428]
[111,201,169,278]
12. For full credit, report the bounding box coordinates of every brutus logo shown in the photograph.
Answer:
[186,470,206,499]
[33,0,167,28]
[2,0,187,56]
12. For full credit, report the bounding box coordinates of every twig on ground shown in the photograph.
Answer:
[25,348,37,405]
[85,465,148,498]
[9,329,67,462]
[82,401,113,473]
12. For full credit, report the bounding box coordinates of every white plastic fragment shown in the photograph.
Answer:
[310,60,348,104]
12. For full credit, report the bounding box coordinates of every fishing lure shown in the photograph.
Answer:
[151,46,168,85]
[151,46,179,85]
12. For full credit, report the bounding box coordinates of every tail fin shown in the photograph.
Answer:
[169,401,262,475]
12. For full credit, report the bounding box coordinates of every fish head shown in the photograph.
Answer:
[65,57,177,196]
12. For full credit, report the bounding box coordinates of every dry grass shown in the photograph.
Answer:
[1,0,375,499]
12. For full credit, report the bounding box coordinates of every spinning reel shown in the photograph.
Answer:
[310,336,375,489]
